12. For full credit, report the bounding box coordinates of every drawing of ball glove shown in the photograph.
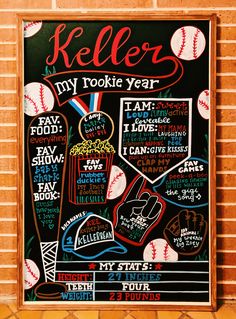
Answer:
[164,209,208,256]
[113,176,165,246]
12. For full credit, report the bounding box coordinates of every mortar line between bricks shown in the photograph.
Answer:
[153,0,157,9]
[0,7,236,12]
[52,0,57,10]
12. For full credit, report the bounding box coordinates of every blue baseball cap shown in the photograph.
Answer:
[62,212,127,260]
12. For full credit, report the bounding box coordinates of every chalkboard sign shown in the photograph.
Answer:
[18,13,216,310]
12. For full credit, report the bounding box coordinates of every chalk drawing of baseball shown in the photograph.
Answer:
[24,259,40,290]
[24,82,54,116]
[24,21,42,38]
[171,26,206,61]
[107,165,127,200]
[197,89,210,120]
[143,238,178,262]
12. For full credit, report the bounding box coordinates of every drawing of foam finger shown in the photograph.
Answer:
[114,176,165,246]
[24,82,54,116]
[24,259,40,290]
[107,165,127,200]
[171,26,206,60]
[197,90,210,119]
[24,21,42,38]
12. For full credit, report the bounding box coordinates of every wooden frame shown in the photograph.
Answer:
[17,13,217,311]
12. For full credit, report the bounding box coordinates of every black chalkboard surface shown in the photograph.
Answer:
[18,13,216,310]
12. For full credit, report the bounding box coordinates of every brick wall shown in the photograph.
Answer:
[0,0,235,302]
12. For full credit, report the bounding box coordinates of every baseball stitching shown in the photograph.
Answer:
[178,27,186,58]
[193,28,200,59]
[107,171,124,198]
[39,84,48,112]
[150,241,157,260]
[198,99,209,110]
[24,260,39,282]
[24,21,41,31]
[24,94,39,114]
[163,242,169,261]
[24,278,33,288]
[204,90,209,96]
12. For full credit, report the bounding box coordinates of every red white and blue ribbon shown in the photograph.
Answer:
[69,93,102,116]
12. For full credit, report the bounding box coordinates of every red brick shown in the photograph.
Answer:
[217,174,236,187]
[217,189,236,203]
[217,92,236,106]
[0,252,16,264]
[217,220,236,235]
[0,220,17,234]
[217,43,236,58]
[0,28,16,42]
[0,283,16,296]
[0,61,16,74]
[217,205,236,219]
[0,44,16,58]
[0,175,17,187]
[0,142,17,156]
[0,94,17,107]
[57,0,152,8]
[217,251,236,265]
[0,0,51,9]
[0,77,16,90]
[216,157,236,171]
[158,0,236,7]
[0,126,17,139]
[217,237,236,251]
[0,109,17,123]
[0,267,16,280]
[218,283,236,298]
[218,26,236,41]
[217,76,236,90]
[217,142,236,156]
[216,126,236,139]
[217,109,236,123]
[217,10,236,24]
[0,190,17,202]
[0,12,17,24]
[0,205,17,218]
[217,60,236,74]
[0,158,17,171]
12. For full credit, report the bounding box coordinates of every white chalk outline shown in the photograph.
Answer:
[118,98,192,184]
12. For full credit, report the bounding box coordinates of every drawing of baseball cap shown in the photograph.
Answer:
[62,212,127,260]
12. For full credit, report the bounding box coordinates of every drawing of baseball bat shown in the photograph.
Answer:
[27,111,68,293]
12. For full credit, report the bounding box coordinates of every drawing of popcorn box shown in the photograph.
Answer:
[68,139,115,205]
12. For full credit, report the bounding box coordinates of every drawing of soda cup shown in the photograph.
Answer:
[27,111,68,298]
